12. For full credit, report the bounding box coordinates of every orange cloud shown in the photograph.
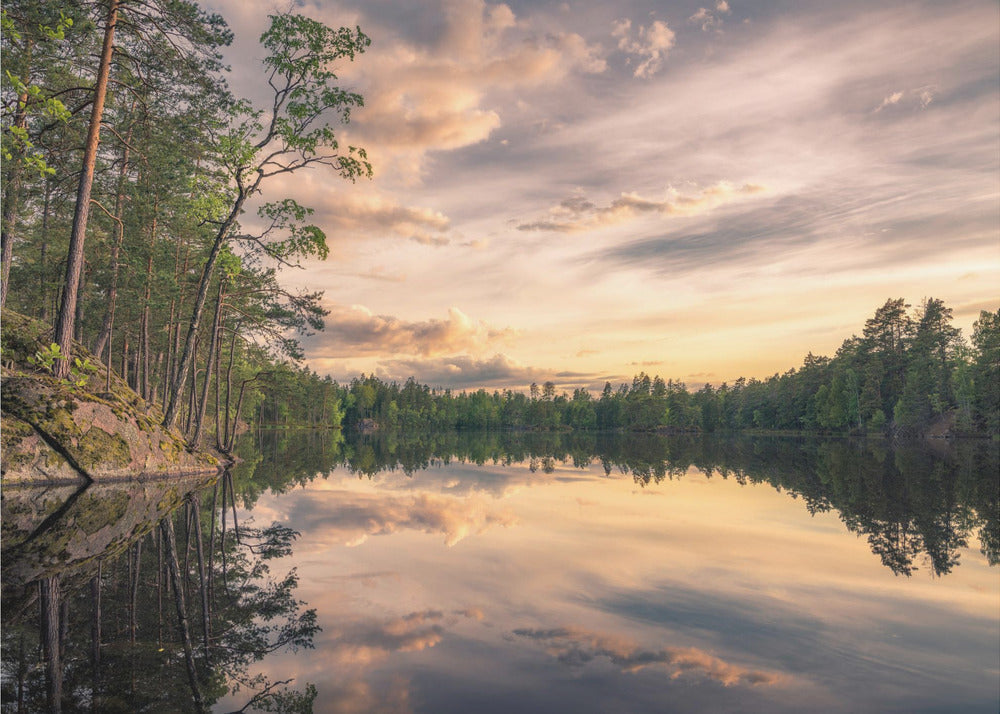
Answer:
[308,305,516,358]
[347,0,606,175]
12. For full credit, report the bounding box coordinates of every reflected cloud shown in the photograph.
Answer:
[320,677,414,714]
[323,607,487,665]
[512,625,782,686]
[282,488,517,547]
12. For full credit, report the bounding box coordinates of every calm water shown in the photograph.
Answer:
[2,432,998,713]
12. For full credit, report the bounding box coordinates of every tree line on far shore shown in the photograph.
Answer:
[250,298,1000,437]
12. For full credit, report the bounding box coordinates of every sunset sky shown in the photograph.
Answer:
[205,0,999,391]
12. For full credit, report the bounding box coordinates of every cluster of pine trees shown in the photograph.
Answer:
[253,298,999,436]
[2,0,371,449]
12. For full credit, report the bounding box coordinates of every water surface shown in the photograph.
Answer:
[3,432,998,713]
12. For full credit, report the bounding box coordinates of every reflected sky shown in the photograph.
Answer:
[223,457,1000,713]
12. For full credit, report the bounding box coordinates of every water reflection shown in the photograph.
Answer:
[1,473,317,712]
[233,430,999,577]
[2,432,997,712]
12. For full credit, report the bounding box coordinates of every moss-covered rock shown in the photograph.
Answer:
[1,310,221,483]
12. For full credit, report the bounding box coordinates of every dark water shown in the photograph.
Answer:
[2,431,998,713]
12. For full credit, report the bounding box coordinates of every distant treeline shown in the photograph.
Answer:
[252,298,1000,436]
[231,428,999,577]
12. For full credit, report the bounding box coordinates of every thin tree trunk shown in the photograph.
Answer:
[185,335,199,436]
[130,540,142,643]
[0,43,31,310]
[161,514,205,710]
[227,470,240,543]
[193,281,224,446]
[40,577,62,713]
[90,562,102,711]
[220,475,228,596]
[140,250,154,400]
[92,117,133,360]
[223,323,241,448]
[214,333,223,450]
[74,262,86,343]
[208,481,218,609]
[121,335,129,388]
[190,494,211,660]
[163,188,251,427]
[53,0,120,378]
[38,176,53,322]
[164,298,177,403]
[227,373,266,452]
[157,526,163,649]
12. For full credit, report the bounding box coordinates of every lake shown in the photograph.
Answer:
[2,431,998,713]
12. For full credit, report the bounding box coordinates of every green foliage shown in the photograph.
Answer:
[26,341,63,371]
[0,8,73,176]
[26,342,97,387]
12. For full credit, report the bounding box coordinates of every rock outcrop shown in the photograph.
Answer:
[1,310,221,483]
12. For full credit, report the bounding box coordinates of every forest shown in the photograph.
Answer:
[1,0,370,452]
[251,297,999,437]
[2,3,997,447]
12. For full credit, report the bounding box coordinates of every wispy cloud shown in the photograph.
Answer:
[874,90,903,112]
[512,625,782,686]
[517,182,766,233]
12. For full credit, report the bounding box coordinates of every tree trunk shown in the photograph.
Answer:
[38,176,53,321]
[193,281,224,446]
[90,562,102,711]
[121,335,129,388]
[129,540,142,643]
[190,494,211,661]
[223,322,241,448]
[40,577,62,713]
[53,0,119,379]
[0,80,30,310]
[92,119,133,360]
[140,249,154,400]
[163,190,249,427]
[161,514,205,710]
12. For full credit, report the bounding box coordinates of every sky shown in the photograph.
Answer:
[203,0,1000,391]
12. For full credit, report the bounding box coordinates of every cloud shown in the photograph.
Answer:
[283,488,517,547]
[512,625,782,686]
[371,353,610,390]
[306,305,516,358]
[348,0,607,175]
[612,18,675,78]
[690,1,732,32]
[323,607,486,671]
[317,192,452,245]
[874,86,939,113]
[517,182,766,233]
[874,90,903,112]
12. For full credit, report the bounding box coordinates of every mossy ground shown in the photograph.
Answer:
[1,309,221,482]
